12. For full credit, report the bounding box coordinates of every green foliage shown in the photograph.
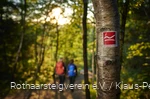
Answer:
[119,0,150,98]
[121,42,150,98]
[127,42,150,59]
[89,84,96,99]
[0,1,22,97]
[1,1,94,98]
[121,66,150,99]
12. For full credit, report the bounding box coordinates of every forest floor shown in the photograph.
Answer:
[5,74,86,99]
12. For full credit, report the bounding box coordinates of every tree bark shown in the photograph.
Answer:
[92,0,120,99]
[82,0,91,99]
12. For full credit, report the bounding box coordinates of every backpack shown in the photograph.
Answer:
[55,61,64,75]
[68,64,76,77]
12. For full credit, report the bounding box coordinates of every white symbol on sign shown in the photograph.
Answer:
[104,35,115,41]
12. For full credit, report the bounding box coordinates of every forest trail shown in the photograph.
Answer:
[5,74,85,99]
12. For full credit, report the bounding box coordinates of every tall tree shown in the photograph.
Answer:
[119,0,129,64]
[92,0,120,99]
[82,0,91,99]
[12,0,27,81]
[55,21,59,63]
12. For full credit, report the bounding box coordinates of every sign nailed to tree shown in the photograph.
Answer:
[103,31,117,47]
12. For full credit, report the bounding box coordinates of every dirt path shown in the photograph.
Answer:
[5,75,85,99]
[50,74,85,99]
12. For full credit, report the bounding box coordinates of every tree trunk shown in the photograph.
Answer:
[82,0,91,99]
[55,22,59,63]
[12,0,26,81]
[92,0,120,99]
[92,27,95,84]
[120,0,129,64]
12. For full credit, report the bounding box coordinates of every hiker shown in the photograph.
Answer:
[67,59,77,92]
[55,58,66,87]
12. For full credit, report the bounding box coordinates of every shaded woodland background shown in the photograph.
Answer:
[0,0,150,99]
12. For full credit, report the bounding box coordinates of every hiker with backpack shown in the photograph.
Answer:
[67,59,77,92]
[55,58,66,87]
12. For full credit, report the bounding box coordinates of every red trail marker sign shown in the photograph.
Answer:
[103,31,117,47]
